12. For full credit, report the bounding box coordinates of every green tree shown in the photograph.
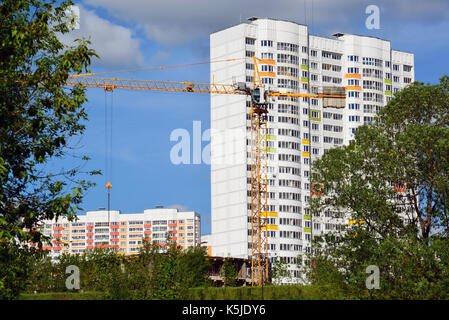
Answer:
[220,259,238,287]
[307,76,449,299]
[178,246,211,288]
[271,257,290,285]
[0,0,98,299]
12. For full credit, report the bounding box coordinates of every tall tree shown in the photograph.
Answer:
[0,0,98,299]
[307,76,449,299]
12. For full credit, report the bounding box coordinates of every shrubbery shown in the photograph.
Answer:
[25,242,211,300]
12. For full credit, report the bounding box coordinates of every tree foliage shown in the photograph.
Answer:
[271,257,290,285]
[0,0,98,299]
[220,259,238,287]
[307,76,449,299]
[25,245,212,300]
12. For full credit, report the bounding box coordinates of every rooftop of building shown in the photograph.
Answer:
[212,16,413,53]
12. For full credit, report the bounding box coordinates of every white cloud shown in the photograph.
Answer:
[82,0,449,45]
[60,5,144,68]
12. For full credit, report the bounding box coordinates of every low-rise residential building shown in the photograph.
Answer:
[35,207,201,258]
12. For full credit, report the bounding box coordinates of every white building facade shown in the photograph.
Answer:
[37,207,201,258]
[210,18,414,278]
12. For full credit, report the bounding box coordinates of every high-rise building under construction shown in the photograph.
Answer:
[209,18,414,279]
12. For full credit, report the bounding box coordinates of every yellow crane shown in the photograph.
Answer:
[67,56,346,286]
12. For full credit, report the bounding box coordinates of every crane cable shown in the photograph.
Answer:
[105,90,113,220]
[72,58,247,78]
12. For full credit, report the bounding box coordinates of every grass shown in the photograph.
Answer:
[187,284,350,300]
[19,291,104,300]
[19,284,353,300]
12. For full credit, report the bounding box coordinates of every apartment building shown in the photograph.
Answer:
[37,207,201,258]
[209,17,414,279]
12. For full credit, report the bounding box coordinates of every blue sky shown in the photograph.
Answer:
[61,0,449,235]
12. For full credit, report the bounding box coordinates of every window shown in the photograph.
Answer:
[347,67,359,74]
[277,42,298,52]
[277,53,299,65]
[245,50,255,57]
[245,37,255,45]
[362,57,382,67]
[348,79,360,86]
[348,91,360,98]
[322,51,341,60]
[261,52,273,60]
[128,227,143,232]
[261,40,273,47]
[261,64,273,72]
[403,65,412,72]
[95,222,108,227]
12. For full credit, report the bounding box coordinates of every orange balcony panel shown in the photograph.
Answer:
[86,226,93,229]
[87,232,94,236]
[110,238,119,242]
[52,247,62,251]
[259,59,276,65]
[43,246,52,250]
[110,232,119,236]
[168,223,177,227]
[86,246,93,250]
[345,73,361,79]
[53,233,62,238]
[346,85,362,91]
[144,224,151,228]
[259,71,276,77]
[110,225,119,229]
[86,239,93,243]
[144,231,152,235]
